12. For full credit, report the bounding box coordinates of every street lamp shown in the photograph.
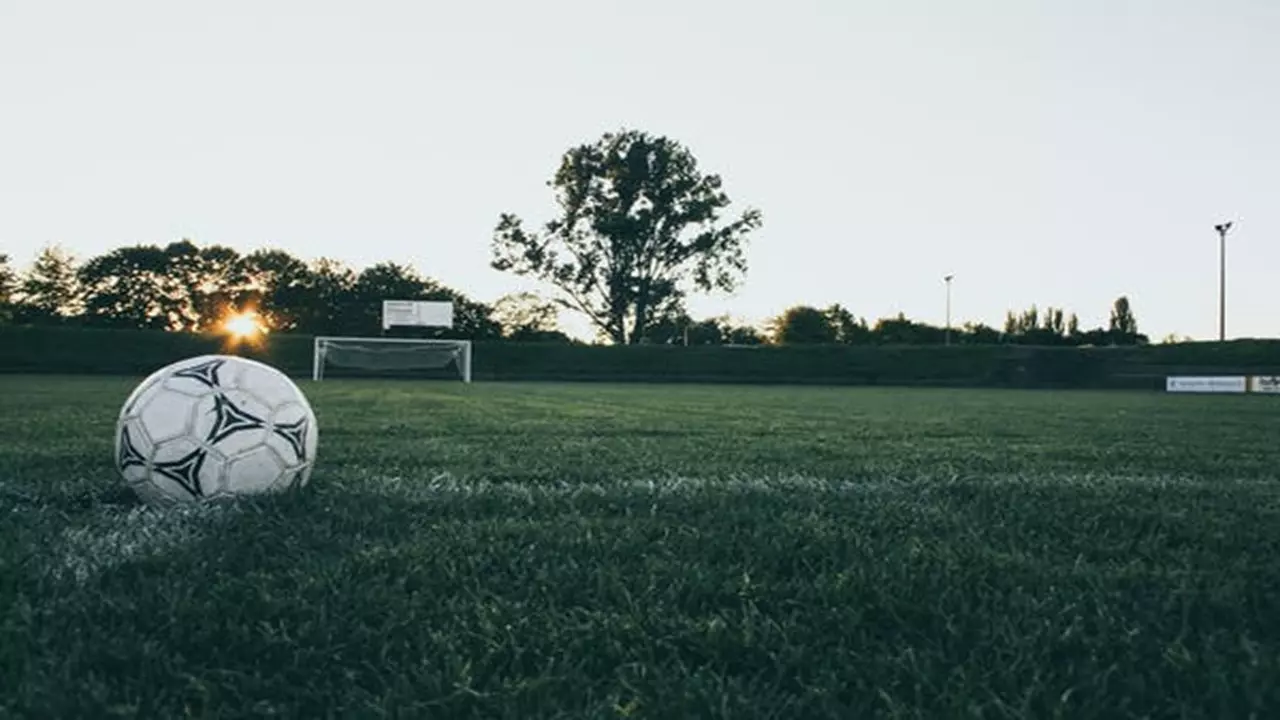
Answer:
[944,274,954,345]
[1214,222,1232,342]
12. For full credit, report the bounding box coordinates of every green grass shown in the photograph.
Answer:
[2,376,1280,718]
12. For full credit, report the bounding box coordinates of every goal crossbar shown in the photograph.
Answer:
[312,336,473,383]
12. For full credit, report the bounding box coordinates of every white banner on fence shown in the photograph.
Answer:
[382,300,453,330]
[1248,376,1280,394]
[1165,376,1247,394]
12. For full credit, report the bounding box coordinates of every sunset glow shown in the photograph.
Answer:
[223,311,265,340]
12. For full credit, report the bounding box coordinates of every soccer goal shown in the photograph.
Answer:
[313,299,472,382]
[312,336,473,383]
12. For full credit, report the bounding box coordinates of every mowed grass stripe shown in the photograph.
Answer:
[2,376,1280,718]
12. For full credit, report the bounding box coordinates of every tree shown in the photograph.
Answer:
[962,322,1002,344]
[75,240,249,331]
[491,128,763,344]
[343,261,434,335]
[824,304,869,344]
[725,323,765,345]
[78,244,174,329]
[289,258,359,335]
[237,249,314,332]
[640,311,727,345]
[1108,295,1140,343]
[161,240,246,331]
[872,313,944,344]
[416,283,503,341]
[17,245,83,322]
[491,292,568,341]
[771,305,836,344]
[0,254,15,323]
[1001,304,1079,345]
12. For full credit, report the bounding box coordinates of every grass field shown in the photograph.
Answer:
[2,376,1280,718]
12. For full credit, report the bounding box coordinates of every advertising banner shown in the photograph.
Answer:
[1248,376,1280,394]
[1165,376,1247,393]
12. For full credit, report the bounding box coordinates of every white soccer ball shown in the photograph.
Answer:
[114,354,318,505]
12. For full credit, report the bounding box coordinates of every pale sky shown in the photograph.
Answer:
[2,0,1277,341]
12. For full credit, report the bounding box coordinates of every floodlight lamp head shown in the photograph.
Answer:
[944,274,954,282]
[1215,222,1233,235]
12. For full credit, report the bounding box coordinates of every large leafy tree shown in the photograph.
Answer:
[491,129,762,344]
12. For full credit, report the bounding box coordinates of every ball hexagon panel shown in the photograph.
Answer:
[232,361,307,408]
[137,386,202,444]
[224,445,289,495]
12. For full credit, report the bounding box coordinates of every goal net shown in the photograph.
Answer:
[312,337,473,383]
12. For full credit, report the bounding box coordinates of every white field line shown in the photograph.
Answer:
[29,470,1280,586]
[326,469,1280,502]
[47,502,236,585]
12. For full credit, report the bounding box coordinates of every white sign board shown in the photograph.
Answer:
[382,300,453,329]
[1248,375,1280,394]
[1165,376,1247,394]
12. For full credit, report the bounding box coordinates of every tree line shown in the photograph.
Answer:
[0,242,1146,346]
[0,127,1148,347]
[763,298,1145,347]
[0,243,568,342]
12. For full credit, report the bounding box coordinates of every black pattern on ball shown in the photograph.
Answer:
[272,417,310,461]
[173,358,226,388]
[206,393,267,444]
[118,426,147,469]
[153,447,208,498]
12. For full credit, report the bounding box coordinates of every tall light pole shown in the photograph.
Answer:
[944,274,954,345]
[1214,222,1232,342]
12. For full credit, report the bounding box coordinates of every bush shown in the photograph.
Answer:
[3,325,1280,389]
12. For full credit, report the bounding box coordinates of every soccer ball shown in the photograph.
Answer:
[115,354,318,505]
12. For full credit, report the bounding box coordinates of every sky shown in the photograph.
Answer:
[1,0,1277,341]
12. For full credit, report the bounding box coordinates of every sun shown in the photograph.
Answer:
[223,311,265,340]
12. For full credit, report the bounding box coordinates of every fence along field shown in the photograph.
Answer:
[5,324,1280,388]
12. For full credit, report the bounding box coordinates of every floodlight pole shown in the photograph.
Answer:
[1214,222,1232,342]
[944,274,954,345]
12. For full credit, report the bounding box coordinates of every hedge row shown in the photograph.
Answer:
[3,325,1280,389]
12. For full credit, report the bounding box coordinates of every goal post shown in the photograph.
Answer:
[312,336,473,383]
